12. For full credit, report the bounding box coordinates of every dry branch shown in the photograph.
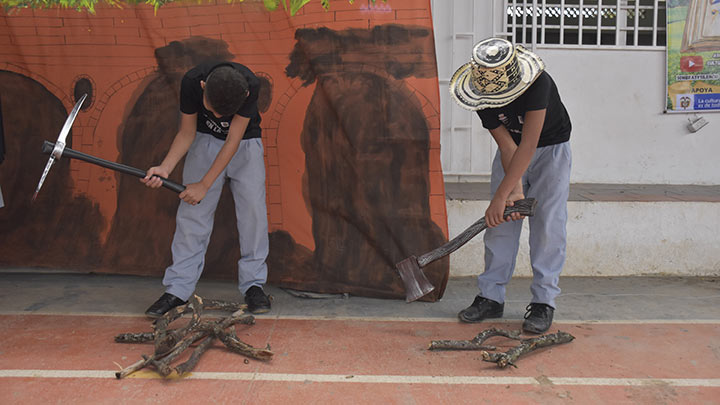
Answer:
[154,295,204,356]
[481,331,575,368]
[429,327,522,351]
[201,299,248,312]
[115,295,272,379]
[151,330,208,377]
[429,328,574,369]
[115,357,152,379]
[215,329,274,360]
[115,332,155,343]
[175,335,216,376]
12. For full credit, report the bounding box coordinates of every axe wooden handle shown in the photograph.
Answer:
[41,141,186,194]
[416,198,537,268]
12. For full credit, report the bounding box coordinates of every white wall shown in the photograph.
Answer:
[448,200,720,277]
[541,49,720,185]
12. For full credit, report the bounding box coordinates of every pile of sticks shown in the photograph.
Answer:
[429,327,574,368]
[115,295,273,379]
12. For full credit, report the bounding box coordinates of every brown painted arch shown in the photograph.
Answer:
[0,62,74,119]
[264,64,440,227]
[265,68,447,300]
[0,70,105,269]
[84,67,159,138]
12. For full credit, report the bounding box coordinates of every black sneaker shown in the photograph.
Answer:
[244,286,271,314]
[522,303,554,334]
[458,296,504,323]
[145,293,187,318]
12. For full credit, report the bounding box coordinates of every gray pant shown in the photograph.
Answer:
[163,133,269,301]
[478,141,571,308]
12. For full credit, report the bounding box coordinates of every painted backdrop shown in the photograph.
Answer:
[0,0,449,300]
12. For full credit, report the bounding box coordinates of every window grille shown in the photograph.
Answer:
[502,0,667,49]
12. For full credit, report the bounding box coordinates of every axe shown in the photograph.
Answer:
[396,198,537,302]
[33,93,185,200]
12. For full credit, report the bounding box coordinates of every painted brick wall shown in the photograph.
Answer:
[0,0,445,240]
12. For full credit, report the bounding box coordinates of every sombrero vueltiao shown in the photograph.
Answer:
[449,37,545,111]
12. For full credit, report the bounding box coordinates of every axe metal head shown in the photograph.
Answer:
[395,255,435,302]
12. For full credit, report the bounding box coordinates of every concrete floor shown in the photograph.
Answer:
[1,270,718,322]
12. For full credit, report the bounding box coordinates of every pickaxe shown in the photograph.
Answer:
[33,93,185,201]
[396,198,537,302]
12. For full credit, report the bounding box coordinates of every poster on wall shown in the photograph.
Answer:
[666,0,720,112]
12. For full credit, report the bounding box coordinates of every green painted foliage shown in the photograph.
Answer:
[2,0,383,14]
[290,0,311,15]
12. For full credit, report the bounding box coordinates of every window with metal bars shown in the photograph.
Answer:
[504,0,667,48]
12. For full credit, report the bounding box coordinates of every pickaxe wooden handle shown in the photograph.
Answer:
[41,141,186,194]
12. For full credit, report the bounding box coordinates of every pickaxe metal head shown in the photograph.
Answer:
[32,93,87,201]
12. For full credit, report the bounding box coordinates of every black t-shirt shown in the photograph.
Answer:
[180,61,262,140]
[476,71,571,147]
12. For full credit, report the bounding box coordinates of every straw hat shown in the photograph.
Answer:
[449,37,545,110]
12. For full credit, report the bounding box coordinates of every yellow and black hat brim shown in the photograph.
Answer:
[449,46,545,111]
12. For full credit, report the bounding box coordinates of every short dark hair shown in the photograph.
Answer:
[204,66,249,116]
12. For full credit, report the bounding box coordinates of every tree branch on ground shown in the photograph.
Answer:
[481,331,575,368]
[429,328,574,369]
[114,295,273,379]
[428,327,523,351]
